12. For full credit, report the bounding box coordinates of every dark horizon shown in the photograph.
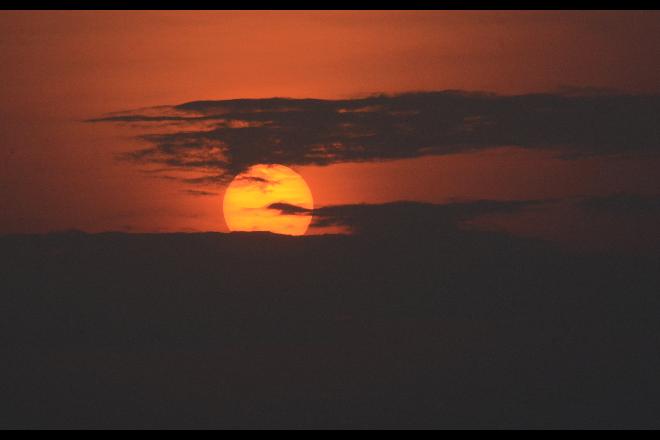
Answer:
[3,220,660,428]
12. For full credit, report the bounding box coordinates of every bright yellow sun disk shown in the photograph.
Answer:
[222,164,314,236]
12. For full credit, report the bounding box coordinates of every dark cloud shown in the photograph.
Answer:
[268,202,313,215]
[183,189,219,197]
[269,195,660,249]
[90,90,660,183]
[576,193,660,214]
[86,115,212,123]
[269,199,547,235]
[236,175,274,184]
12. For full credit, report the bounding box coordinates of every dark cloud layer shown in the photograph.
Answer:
[269,195,660,252]
[270,199,547,235]
[90,90,660,183]
[182,189,219,197]
[577,193,660,214]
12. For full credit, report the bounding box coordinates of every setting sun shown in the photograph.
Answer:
[222,164,314,236]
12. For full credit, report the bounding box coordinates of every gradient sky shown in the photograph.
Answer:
[1,10,659,248]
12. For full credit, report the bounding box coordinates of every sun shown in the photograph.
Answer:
[222,164,314,236]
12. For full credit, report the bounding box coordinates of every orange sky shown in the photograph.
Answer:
[1,10,660,234]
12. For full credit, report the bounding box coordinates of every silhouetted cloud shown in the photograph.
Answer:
[269,199,547,235]
[183,189,219,197]
[269,202,312,215]
[576,193,660,214]
[89,90,660,183]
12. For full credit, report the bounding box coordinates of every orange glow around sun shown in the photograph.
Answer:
[222,164,314,236]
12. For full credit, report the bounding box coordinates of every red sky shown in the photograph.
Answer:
[1,10,659,241]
